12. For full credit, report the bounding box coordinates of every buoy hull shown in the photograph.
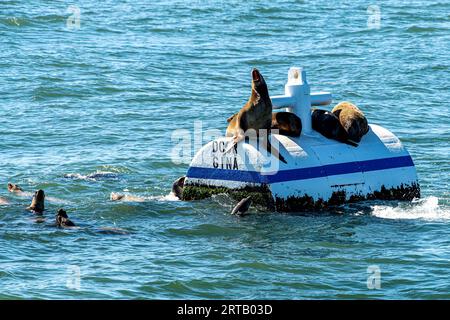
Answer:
[183,124,420,212]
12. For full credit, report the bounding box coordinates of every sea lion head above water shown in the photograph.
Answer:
[27,189,45,214]
[8,183,23,193]
[56,208,75,227]
[172,176,185,200]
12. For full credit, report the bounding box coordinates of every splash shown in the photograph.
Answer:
[371,197,450,220]
[64,171,120,181]
[110,192,180,202]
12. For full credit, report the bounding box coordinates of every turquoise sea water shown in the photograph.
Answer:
[0,0,449,299]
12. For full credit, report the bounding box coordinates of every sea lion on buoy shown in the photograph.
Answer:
[8,183,23,193]
[27,189,45,214]
[172,176,185,200]
[331,101,369,143]
[311,109,358,147]
[226,68,287,164]
[55,208,76,227]
[271,112,302,137]
[229,111,302,138]
[231,196,252,216]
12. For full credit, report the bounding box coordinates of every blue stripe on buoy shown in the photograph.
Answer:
[186,155,415,184]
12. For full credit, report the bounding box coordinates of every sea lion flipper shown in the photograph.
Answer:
[231,196,252,216]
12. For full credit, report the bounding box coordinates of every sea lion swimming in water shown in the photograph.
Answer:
[55,208,76,227]
[8,183,23,193]
[172,176,185,200]
[0,197,9,205]
[110,192,145,202]
[27,189,45,214]
[311,109,358,147]
[271,112,302,137]
[226,68,287,164]
[331,101,369,143]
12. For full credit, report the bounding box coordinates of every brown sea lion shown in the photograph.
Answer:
[231,196,252,216]
[56,208,76,227]
[8,183,23,193]
[271,112,302,137]
[229,111,302,138]
[172,176,185,200]
[331,101,369,143]
[311,109,358,147]
[27,189,45,214]
[226,68,287,163]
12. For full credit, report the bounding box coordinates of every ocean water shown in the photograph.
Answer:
[0,0,449,299]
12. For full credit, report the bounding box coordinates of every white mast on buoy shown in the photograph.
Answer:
[271,67,332,134]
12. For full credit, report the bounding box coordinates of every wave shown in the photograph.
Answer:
[406,26,448,33]
[371,197,450,220]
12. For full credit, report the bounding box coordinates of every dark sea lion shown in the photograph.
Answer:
[8,183,23,193]
[311,109,358,147]
[229,111,302,138]
[231,196,252,216]
[271,112,302,137]
[55,208,76,227]
[226,68,287,163]
[172,176,185,200]
[331,101,369,143]
[27,189,45,214]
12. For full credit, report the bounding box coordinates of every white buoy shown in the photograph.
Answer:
[182,67,420,211]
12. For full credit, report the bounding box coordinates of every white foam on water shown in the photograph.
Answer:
[151,192,180,202]
[110,192,180,202]
[371,197,450,220]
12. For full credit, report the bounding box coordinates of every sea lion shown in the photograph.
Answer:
[55,208,76,227]
[110,192,145,202]
[8,183,23,193]
[27,189,45,214]
[226,68,287,164]
[172,176,185,200]
[229,111,302,138]
[311,109,358,147]
[271,112,302,137]
[331,101,369,143]
[231,196,252,216]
